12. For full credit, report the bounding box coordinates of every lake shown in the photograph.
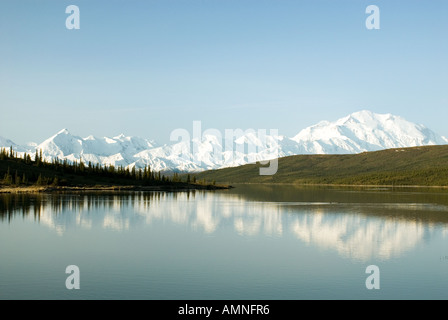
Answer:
[0,184,447,300]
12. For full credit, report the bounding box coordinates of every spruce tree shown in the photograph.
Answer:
[14,170,20,185]
[149,166,153,179]
[138,168,143,180]
[3,167,13,185]
[36,174,43,186]
[52,176,59,186]
[131,166,136,179]
[35,150,40,166]
[79,157,85,172]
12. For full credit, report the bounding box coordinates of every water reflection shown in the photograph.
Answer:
[1,187,448,262]
[290,208,427,261]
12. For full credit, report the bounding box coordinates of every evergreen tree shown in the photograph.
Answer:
[51,176,59,186]
[36,174,43,186]
[35,150,40,166]
[131,166,136,179]
[0,143,209,188]
[137,168,142,180]
[79,157,85,172]
[149,171,153,181]
[14,170,20,185]
[3,167,13,185]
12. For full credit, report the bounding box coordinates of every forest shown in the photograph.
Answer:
[0,147,211,188]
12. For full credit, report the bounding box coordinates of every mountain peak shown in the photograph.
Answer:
[350,110,374,117]
[341,110,377,123]
[57,128,70,135]
[347,110,400,124]
[292,110,447,152]
[2,111,447,173]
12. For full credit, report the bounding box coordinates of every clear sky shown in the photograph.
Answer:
[1,0,447,145]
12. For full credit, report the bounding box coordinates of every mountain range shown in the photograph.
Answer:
[1,110,447,172]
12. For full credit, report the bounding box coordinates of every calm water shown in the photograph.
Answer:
[0,184,447,300]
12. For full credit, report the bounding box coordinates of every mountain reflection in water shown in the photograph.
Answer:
[1,185,447,262]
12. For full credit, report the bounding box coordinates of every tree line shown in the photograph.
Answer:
[0,147,202,187]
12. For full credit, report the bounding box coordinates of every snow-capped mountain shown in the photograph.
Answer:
[13,129,158,169]
[1,110,447,172]
[0,136,28,153]
[290,110,448,154]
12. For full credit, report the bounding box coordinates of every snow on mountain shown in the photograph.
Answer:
[0,136,28,153]
[291,110,448,154]
[1,111,447,172]
[34,129,158,168]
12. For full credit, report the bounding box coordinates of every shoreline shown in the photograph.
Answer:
[0,184,232,194]
[2,182,448,194]
[212,182,448,189]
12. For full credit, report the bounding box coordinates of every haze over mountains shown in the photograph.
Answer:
[1,110,447,172]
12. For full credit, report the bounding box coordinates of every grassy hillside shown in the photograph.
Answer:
[193,145,448,186]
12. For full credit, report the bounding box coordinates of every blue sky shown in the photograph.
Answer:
[1,0,447,145]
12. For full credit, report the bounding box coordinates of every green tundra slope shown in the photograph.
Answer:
[193,145,448,186]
